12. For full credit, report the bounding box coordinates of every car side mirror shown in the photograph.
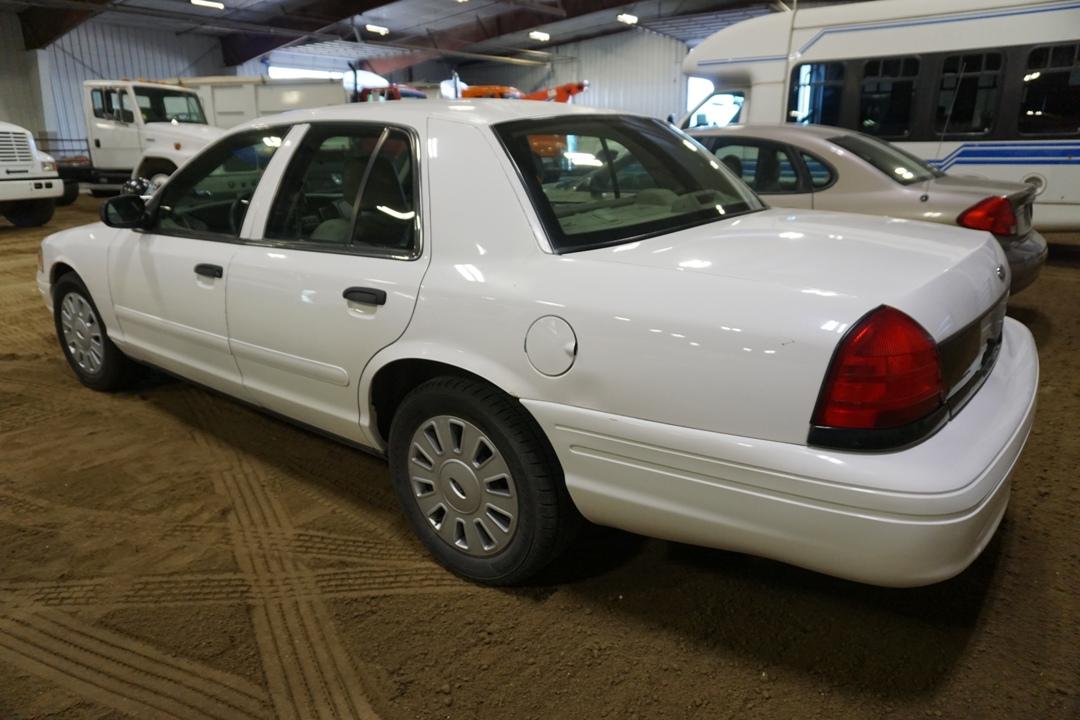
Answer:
[100,194,149,229]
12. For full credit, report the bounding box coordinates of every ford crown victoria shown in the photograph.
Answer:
[37,101,1038,587]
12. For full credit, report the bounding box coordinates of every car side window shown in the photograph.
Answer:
[800,152,834,189]
[711,142,800,193]
[265,124,418,256]
[151,129,286,240]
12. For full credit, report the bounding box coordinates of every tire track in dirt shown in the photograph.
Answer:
[0,486,425,565]
[0,567,467,610]
[0,607,269,719]
[185,396,381,720]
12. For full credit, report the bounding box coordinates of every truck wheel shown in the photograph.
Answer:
[388,376,581,585]
[3,199,55,228]
[58,181,80,207]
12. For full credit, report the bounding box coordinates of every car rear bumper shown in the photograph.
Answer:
[523,318,1038,587]
[1003,228,1047,294]
[0,176,63,202]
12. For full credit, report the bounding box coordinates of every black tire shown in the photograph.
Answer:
[4,199,55,227]
[52,273,137,392]
[388,376,580,585]
[58,180,80,207]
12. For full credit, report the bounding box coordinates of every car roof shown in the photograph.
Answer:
[689,123,849,141]
[231,99,623,133]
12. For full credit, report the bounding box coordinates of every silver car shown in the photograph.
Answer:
[689,124,1047,293]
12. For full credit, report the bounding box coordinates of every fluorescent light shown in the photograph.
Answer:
[529,30,550,42]
[365,24,389,36]
[456,0,469,3]
[617,13,638,24]
[191,0,225,8]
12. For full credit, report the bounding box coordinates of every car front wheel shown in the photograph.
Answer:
[53,274,136,391]
[388,376,579,585]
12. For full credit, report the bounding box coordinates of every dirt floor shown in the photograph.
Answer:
[0,196,1077,720]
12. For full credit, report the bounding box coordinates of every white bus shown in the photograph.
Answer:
[682,0,1080,230]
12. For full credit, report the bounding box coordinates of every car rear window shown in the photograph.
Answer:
[828,133,939,185]
[494,115,765,253]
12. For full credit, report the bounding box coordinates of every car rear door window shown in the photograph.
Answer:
[800,152,834,189]
[710,141,800,193]
[265,124,418,256]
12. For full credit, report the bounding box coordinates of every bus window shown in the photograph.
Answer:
[686,91,745,129]
[1020,42,1080,136]
[859,56,919,137]
[936,53,1002,135]
[788,63,844,125]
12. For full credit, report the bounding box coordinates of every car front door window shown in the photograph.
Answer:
[152,130,286,239]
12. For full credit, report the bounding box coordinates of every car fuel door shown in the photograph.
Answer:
[225,123,429,444]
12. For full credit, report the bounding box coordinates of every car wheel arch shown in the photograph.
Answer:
[50,262,78,287]
[365,355,534,448]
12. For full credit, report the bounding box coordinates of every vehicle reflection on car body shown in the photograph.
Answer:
[37,101,1038,587]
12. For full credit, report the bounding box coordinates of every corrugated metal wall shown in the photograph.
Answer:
[44,20,227,140]
[0,12,45,134]
[461,29,689,119]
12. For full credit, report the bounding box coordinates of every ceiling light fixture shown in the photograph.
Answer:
[617,13,638,24]
[529,30,550,42]
[366,24,390,36]
[190,0,225,8]
[456,0,470,3]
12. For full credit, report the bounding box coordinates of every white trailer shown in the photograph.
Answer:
[161,76,350,129]
[681,0,1080,230]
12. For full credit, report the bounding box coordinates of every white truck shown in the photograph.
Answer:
[75,77,349,192]
[0,121,62,227]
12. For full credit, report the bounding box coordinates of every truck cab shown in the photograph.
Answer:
[83,80,224,189]
[0,121,62,227]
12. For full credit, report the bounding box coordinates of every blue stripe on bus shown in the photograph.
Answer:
[925,143,1080,171]
[699,55,787,67]
[798,1,1080,55]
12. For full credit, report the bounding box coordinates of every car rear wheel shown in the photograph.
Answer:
[388,376,579,584]
[53,274,137,391]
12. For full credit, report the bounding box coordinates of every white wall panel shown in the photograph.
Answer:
[0,12,45,134]
[44,19,227,140]
[461,29,689,119]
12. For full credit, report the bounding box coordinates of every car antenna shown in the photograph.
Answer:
[928,58,965,199]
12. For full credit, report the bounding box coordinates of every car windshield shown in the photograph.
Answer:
[133,87,207,124]
[828,133,941,185]
[495,115,765,253]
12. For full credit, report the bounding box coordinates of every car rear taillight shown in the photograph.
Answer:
[812,307,944,431]
[958,196,1017,236]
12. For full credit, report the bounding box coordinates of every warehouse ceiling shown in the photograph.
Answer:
[2,0,796,69]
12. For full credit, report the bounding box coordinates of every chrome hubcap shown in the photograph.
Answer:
[60,292,104,375]
[408,415,518,557]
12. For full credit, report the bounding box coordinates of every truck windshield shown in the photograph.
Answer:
[133,88,207,124]
[828,133,941,185]
[495,115,765,253]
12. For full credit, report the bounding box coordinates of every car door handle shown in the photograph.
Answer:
[195,263,223,279]
[342,287,387,306]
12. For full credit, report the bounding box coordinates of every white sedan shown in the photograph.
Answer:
[37,100,1038,587]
